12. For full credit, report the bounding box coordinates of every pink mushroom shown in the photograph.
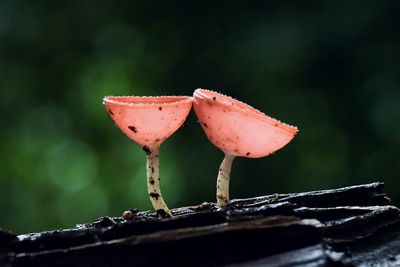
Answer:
[193,89,298,206]
[103,95,192,217]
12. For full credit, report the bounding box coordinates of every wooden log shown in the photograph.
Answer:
[1,182,399,266]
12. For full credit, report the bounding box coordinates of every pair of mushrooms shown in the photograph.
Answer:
[103,89,298,218]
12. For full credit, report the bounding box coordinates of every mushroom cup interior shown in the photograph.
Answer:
[104,96,192,106]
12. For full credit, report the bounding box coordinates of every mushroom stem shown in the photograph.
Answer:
[146,146,173,218]
[216,153,236,206]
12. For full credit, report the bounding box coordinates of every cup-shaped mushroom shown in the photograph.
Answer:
[193,89,297,158]
[103,96,193,150]
[103,96,193,217]
[193,89,297,206]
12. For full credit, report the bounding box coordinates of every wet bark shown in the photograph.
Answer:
[1,182,399,266]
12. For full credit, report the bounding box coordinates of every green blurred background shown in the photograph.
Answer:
[1,1,399,233]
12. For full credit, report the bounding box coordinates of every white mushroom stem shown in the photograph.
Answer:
[216,153,236,206]
[145,145,173,218]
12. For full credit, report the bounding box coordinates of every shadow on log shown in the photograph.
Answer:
[1,182,399,266]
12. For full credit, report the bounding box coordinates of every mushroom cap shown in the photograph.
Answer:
[103,96,192,148]
[193,89,298,158]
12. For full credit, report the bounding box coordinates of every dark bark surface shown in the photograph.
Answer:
[1,182,399,266]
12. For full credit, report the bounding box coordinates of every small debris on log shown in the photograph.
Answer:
[1,182,399,266]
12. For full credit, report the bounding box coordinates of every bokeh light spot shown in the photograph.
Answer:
[46,140,98,192]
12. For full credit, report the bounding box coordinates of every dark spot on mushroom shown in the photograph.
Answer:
[155,138,160,142]
[108,109,114,115]
[143,145,151,155]
[274,123,278,127]
[149,192,160,200]
[151,167,154,173]
[156,209,171,218]
[203,122,208,128]
[207,116,211,119]
[128,126,137,133]
[212,97,216,100]
[217,195,227,201]
[234,149,239,153]
[149,178,155,185]
[158,107,162,111]
[246,152,251,156]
